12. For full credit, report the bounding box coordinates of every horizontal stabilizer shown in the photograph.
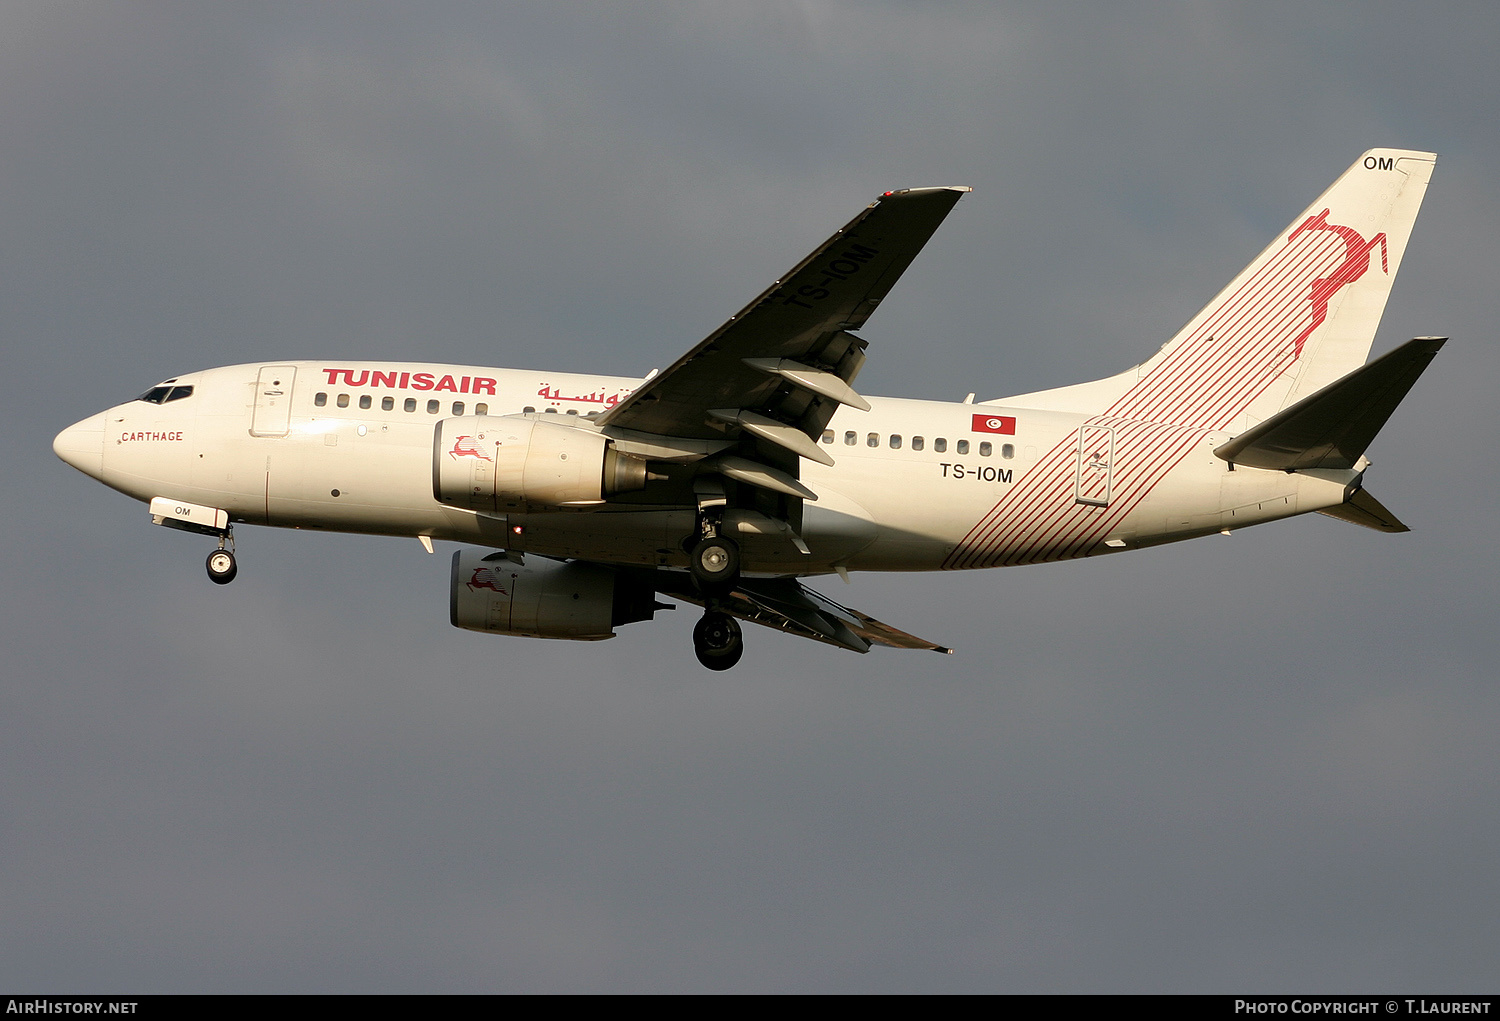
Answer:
[1317,487,1410,533]
[1214,337,1446,470]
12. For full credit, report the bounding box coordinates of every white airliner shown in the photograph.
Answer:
[54,149,1443,669]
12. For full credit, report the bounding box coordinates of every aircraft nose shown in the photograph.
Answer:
[54,413,106,479]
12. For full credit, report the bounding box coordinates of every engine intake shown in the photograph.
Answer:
[449,549,661,641]
[433,417,648,511]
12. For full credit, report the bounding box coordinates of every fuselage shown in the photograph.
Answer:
[54,359,1355,577]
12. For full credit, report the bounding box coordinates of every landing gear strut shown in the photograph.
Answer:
[687,511,741,666]
[206,529,237,585]
[693,610,743,671]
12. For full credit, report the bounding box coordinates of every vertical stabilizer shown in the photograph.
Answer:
[949,151,1438,571]
[1112,149,1436,430]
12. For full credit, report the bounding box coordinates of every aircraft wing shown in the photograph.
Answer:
[596,187,970,447]
[653,573,953,655]
[594,188,970,648]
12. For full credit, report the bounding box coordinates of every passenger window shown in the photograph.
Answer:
[565,408,577,415]
[314,393,327,407]
[427,400,440,414]
[957,439,969,455]
[867,433,879,448]
[912,436,924,451]
[359,395,372,410]
[337,394,349,408]
[979,441,992,457]
[404,398,417,412]
[453,402,464,416]
[544,407,557,414]
[476,404,488,415]
[889,435,902,449]
[844,431,857,446]
[381,396,394,411]
[934,438,947,453]
[1002,443,1015,459]
[822,430,834,444]
[522,406,535,414]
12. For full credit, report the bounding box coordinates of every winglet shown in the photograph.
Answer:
[881,186,973,197]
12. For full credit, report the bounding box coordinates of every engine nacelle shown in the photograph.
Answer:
[449,549,661,641]
[433,417,649,512]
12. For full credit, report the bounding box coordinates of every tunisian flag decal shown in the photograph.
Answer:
[971,414,1016,435]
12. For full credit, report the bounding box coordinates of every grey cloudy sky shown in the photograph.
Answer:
[5,1,1498,992]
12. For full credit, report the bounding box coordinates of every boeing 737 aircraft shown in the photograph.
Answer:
[54,149,1443,669]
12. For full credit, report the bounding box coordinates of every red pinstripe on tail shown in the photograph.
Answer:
[944,150,1435,571]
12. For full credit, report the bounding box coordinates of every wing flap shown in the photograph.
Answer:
[713,456,818,501]
[653,573,951,655]
[708,408,835,465]
[742,357,873,411]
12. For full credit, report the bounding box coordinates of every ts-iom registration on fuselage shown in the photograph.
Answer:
[55,150,1445,670]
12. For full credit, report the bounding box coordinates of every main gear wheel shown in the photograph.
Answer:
[688,536,740,595]
[693,611,743,670]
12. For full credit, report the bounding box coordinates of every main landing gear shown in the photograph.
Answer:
[693,610,743,671]
[688,522,743,669]
[689,534,740,594]
[206,529,237,585]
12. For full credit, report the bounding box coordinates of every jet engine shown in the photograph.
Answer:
[449,548,662,641]
[433,417,649,512]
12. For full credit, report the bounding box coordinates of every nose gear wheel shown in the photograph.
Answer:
[206,548,238,585]
[206,527,237,584]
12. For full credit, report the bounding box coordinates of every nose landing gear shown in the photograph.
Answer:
[206,529,237,585]
[693,610,743,671]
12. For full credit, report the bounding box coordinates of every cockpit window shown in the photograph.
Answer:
[138,385,194,404]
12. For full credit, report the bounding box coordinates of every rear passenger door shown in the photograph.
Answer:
[1073,424,1115,507]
